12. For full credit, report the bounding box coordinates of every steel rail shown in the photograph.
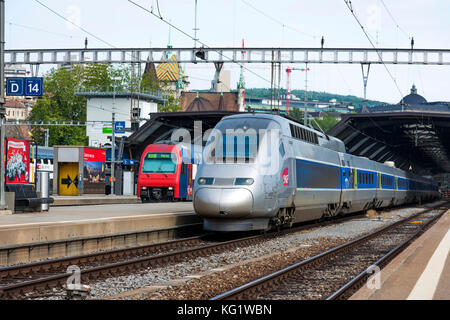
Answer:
[211,204,446,300]
[326,208,446,300]
[0,212,366,299]
[0,233,265,298]
[0,233,205,281]
[0,222,203,267]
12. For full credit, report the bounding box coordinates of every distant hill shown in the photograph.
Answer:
[242,88,386,108]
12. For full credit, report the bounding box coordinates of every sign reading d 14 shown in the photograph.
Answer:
[6,77,44,97]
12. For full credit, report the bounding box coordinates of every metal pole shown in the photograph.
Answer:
[0,0,6,209]
[194,0,198,48]
[44,129,49,147]
[111,81,115,195]
[304,63,308,126]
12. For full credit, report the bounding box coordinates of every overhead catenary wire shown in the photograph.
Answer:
[7,21,84,39]
[33,0,117,49]
[343,0,404,102]
[379,0,424,98]
[240,0,316,39]
[127,0,283,91]
[379,0,410,40]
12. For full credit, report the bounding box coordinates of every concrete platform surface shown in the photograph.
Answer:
[350,211,450,300]
[0,202,198,246]
[50,194,141,206]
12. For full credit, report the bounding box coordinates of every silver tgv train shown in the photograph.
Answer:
[193,113,440,232]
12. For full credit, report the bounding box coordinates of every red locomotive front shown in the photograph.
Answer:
[137,144,194,202]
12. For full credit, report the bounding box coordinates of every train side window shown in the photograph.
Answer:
[279,143,285,157]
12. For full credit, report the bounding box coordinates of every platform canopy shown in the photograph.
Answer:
[125,111,240,160]
[328,112,450,175]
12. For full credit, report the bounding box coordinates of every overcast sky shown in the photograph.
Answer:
[5,0,450,103]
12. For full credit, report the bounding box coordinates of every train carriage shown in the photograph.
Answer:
[193,113,439,232]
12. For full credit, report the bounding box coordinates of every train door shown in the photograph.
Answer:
[58,162,79,196]
[338,154,347,207]
[339,154,355,213]
[178,163,188,199]
[186,164,193,201]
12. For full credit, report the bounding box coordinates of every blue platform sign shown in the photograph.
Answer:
[122,159,135,165]
[6,77,43,97]
[114,121,126,133]
[6,78,24,96]
[24,77,44,96]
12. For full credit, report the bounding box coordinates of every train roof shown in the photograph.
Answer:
[221,113,346,153]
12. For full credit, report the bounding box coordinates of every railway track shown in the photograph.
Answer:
[211,203,448,300]
[0,211,365,299]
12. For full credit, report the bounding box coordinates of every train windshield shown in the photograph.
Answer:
[205,117,277,162]
[142,153,177,174]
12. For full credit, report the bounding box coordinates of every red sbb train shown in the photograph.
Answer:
[137,144,198,202]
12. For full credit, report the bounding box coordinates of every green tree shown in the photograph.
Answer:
[288,108,305,124]
[28,64,130,146]
[312,114,340,132]
[158,85,181,112]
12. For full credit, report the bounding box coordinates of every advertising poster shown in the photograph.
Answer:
[6,138,30,184]
[83,148,106,193]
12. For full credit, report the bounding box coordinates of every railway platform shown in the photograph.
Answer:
[0,202,198,247]
[51,194,142,206]
[350,210,450,300]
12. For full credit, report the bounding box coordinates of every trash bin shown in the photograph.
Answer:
[40,171,49,211]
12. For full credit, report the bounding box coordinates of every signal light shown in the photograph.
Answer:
[195,49,206,60]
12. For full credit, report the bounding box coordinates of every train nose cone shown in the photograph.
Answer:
[194,188,254,218]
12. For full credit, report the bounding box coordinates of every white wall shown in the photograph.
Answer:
[86,97,158,146]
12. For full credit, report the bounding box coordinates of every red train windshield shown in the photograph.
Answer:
[142,153,177,174]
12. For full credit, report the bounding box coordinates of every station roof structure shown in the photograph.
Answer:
[328,111,450,175]
[125,111,240,159]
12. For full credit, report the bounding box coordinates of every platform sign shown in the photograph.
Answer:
[114,121,126,133]
[6,77,43,97]
[102,125,113,134]
[6,78,24,96]
[122,159,135,165]
[24,77,44,96]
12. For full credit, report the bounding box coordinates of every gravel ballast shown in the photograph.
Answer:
[29,204,437,300]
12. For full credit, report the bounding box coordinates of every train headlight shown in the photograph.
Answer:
[141,187,147,190]
[198,177,214,185]
[235,178,254,185]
